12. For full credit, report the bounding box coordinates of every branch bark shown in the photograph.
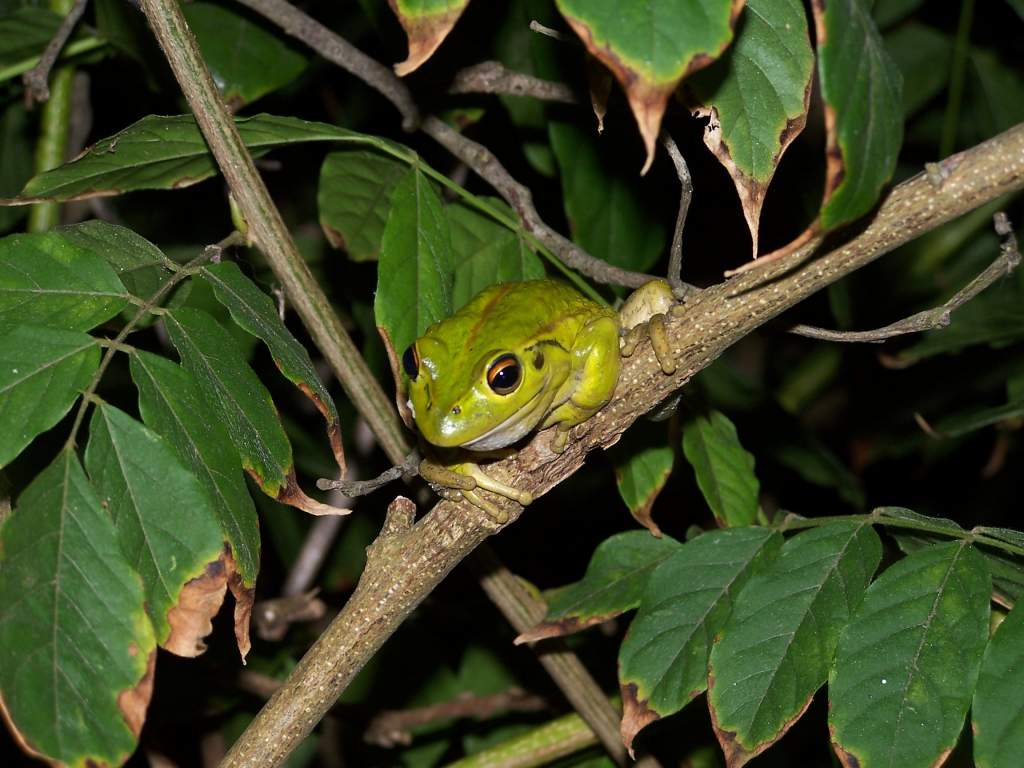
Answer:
[221,123,1024,767]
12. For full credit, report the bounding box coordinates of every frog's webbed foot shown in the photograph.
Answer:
[418,459,532,523]
[620,313,676,375]
[619,279,678,375]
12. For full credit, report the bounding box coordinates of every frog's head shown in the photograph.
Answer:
[403,331,566,452]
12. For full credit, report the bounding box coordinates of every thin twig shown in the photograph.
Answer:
[281,516,346,597]
[364,688,548,748]
[230,0,420,130]
[450,61,577,103]
[789,212,1020,342]
[529,20,569,41]
[470,549,630,767]
[22,0,90,104]
[253,590,327,642]
[422,116,655,288]
[317,450,420,496]
[662,133,694,299]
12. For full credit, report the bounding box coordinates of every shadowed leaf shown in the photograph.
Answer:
[447,199,544,311]
[682,410,759,527]
[549,121,666,275]
[185,2,307,107]
[318,150,409,261]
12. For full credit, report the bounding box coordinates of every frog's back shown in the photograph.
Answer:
[452,280,612,349]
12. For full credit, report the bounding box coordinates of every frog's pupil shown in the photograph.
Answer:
[487,354,521,394]
[402,345,419,379]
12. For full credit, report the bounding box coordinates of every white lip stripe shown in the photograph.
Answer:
[460,382,553,451]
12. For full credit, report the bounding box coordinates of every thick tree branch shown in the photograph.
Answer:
[221,123,1024,767]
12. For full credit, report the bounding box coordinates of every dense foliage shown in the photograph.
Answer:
[1,0,1023,766]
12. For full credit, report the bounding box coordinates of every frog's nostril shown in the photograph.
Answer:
[451,405,461,415]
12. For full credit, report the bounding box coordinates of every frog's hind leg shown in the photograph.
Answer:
[541,314,621,453]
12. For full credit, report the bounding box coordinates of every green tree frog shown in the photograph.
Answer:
[403,279,676,520]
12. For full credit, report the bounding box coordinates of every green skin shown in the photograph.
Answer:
[406,279,675,519]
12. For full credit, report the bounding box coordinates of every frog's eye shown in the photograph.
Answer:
[487,354,521,395]
[402,344,420,380]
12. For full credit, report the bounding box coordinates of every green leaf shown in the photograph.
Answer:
[555,0,743,168]
[0,326,98,468]
[966,48,1024,146]
[618,527,781,750]
[884,22,951,117]
[130,350,259,587]
[318,149,409,261]
[549,121,666,275]
[164,307,293,496]
[872,0,925,28]
[973,601,1024,768]
[0,230,130,335]
[932,398,1024,438]
[772,434,865,508]
[874,506,967,537]
[708,522,881,763]
[0,449,156,767]
[974,527,1024,555]
[200,261,344,469]
[689,0,814,255]
[390,0,470,76]
[522,531,683,642]
[84,404,226,651]
[375,168,455,360]
[447,200,545,311]
[15,113,409,202]
[828,541,991,768]
[682,410,760,527]
[609,421,675,535]
[0,101,32,232]
[184,2,306,107]
[54,220,172,301]
[812,0,903,231]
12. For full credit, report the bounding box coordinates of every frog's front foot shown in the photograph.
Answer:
[419,459,532,523]
[620,313,676,375]
[619,279,678,375]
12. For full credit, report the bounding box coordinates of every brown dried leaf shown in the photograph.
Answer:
[389,1,470,77]
[620,682,661,757]
[514,614,615,645]
[118,650,157,738]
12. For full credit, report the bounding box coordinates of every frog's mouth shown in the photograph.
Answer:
[459,385,555,452]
